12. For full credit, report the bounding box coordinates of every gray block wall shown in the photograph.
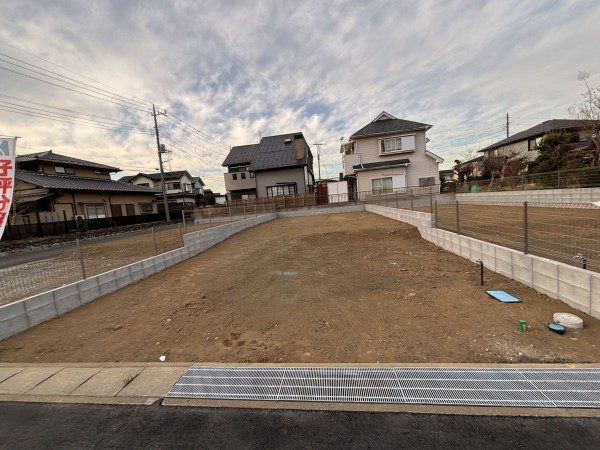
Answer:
[456,187,600,206]
[277,204,365,218]
[0,213,277,341]
[366,205,600,320]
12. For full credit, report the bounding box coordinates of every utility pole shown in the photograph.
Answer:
[506,113,509,138]
[152,104,170,221]
[314,143,323,181]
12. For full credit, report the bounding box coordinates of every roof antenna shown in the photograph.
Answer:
[258,130,262,143]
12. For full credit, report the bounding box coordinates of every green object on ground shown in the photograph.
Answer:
[518,320,527,332]
[470,185,480,193]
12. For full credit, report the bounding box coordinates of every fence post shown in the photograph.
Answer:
[243,206,246,219]
[410,190,414,211]
[182,213,187,233]
[254,204,257,216]
[395,191,399,209]
[76,239,87,279]
[152,227,158,255]
[429,188,433,215]
[229,207,232,221]
[455,200,460,235]
[179,223,184,248]
[208,208,212,223]
[434,200,438,229]
[557,170,560,189]
[523,201,529,254]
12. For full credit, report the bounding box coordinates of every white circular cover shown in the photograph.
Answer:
[553,312,584,329]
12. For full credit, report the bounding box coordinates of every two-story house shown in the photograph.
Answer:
[341,112,443,198]
[222,132,315,201]
[124,171,197,211]
[13,150,159,220]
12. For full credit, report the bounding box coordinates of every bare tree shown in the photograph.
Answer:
[569,71,600,165]
[483,151,528,186]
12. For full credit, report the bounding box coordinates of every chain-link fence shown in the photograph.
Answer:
[435,201,600,272]
[455,166,600,193]
[0,221,212,306]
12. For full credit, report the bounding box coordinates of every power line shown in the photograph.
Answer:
[0,53,151,110]
[161,114,229,150]
[0,92,146,125]
[0,101,151,132]
[0,64,148,112]
[0,39,152,106]
[0,53,145,108]
[0,106,152,134]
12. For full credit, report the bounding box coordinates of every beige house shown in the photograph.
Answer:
[222,132,315,201]
[13,150,159,221]
[478,119,599,167]
[341,112,443,198]
[123,170,198,210]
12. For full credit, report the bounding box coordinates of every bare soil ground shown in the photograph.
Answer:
[0,212,598,364]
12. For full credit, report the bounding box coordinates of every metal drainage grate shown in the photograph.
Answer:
[167,367,600,408]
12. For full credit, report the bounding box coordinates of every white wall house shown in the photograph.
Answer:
[341,112,443,198]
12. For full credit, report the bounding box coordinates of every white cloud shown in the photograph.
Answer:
[1,0,600,191]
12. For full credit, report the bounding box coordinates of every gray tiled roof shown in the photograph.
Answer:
[222,133,310,171]
[118,175,135,183]
[16,170,161,193]
[16,150,120,171]
[250,133,308,171]
[352,159,410,171]
[131,170,191,181]
[350,117,432,138]
[479,119,598,152]
[222,144,260,166]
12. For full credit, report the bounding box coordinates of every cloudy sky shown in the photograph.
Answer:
[1,0,599,192]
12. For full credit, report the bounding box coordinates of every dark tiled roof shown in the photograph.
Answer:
[192,176,205,186]
[479,119,598,152]
[131,171,191,181]
[16,150,120,172]
[16,170,161,193]
[222,133,310,171]
[350,115,432,138]
[222,144,260,166]
[250,133,308,171]
[353,159,410,170]
[118,175,135,183]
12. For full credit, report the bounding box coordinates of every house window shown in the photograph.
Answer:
[241,172,246,180]
[266,184,297,197]
[183,183,192,192]
[166,182,181,190]
[419,176,436,187]
[55,166,75,174]
[528,137,541,151]
[229,165,248,173]
[140,203,154,213]
[250,172,255,178]
[85,204,106,219]
[138,183,149,187]
[232,174,238,180]
[371,177,393,195]
[380,135,416,155]
[371,177,393,194]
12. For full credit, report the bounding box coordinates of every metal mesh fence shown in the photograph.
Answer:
[435,201,600,272]
[0,221,213,306]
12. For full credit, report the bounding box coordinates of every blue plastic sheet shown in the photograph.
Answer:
[485,290,522,303]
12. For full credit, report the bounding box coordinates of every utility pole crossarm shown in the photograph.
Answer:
[313,143,323,181]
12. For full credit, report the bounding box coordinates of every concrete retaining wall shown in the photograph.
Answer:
[456,187,600,205]
[0,214,276,341]
[277,204,365,218]
[366,205,600,320]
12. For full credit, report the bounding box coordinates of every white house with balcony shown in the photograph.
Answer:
[341,111,443,198]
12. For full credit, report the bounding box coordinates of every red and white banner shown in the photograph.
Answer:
[0,136,18,240]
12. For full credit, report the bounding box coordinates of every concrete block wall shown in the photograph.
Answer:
[0,213,277,341]
[456,187,600,206]
[277,204,365,218]
[366,205,600,320]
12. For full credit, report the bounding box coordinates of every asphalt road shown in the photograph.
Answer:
[0,402,599,449]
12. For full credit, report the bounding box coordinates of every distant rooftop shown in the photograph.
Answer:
[16,150,120,172]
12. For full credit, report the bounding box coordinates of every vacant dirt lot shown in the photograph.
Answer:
[0,212,598,364]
